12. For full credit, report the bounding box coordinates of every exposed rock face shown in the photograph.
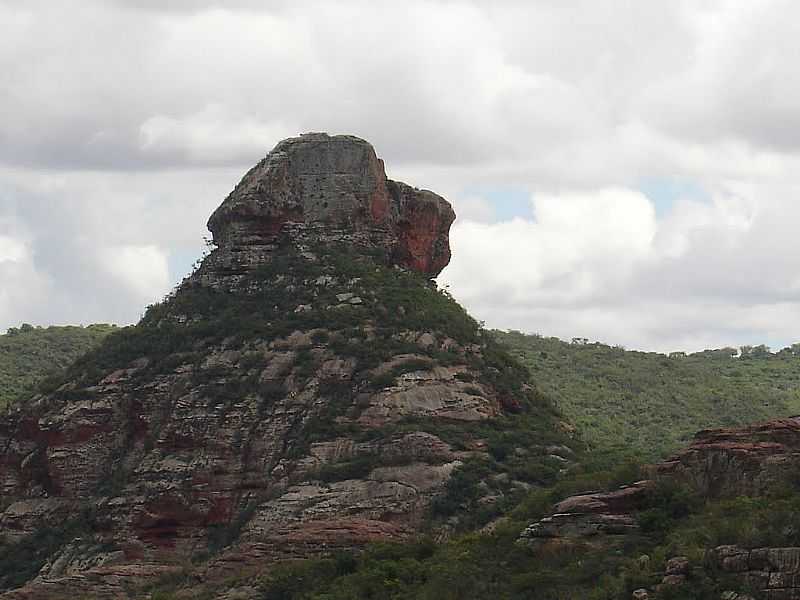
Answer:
[0,134,530,599]
[204,133,454,282]
[518,481,652,545]
[710,545,800,600]
[521,416,800,598]
[654,417,800,498]
[523,417,800,546]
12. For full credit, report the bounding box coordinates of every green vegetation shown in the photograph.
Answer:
[0,323,115,407]
[494,331,800,460]
[0,508,109,590]
[17,245,574,535]
[36,245,486,395]
[143,456,800,600]
[253,530,650,600]
[15,249,800,598]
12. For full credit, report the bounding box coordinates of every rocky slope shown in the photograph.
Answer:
[0,134,566,599]
[520,417,800,599]
[654,418,800,498]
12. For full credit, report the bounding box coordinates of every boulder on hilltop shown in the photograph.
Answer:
[205,132,455,279]
[0,134,564,600]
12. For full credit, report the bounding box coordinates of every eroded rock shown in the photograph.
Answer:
[654,417,800,498]
[204,133,454,281]
[0,134,523,599]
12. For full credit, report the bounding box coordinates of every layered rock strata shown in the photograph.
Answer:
[654,417,800,498]
[519,481,652,544]
[0,134,523,599]
[521,416,800,599]
[710,545,800,600]
[198,132,454,292]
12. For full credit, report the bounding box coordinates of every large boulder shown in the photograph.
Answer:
[207,133,454,278]
[0,134,545,600]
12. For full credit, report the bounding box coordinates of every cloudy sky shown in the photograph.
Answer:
[2,0,800,352]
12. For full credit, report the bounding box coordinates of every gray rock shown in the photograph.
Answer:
[205,133,455,280]
[665,556,690,575]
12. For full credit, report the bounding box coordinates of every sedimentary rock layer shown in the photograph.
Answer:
[0,134,523,600]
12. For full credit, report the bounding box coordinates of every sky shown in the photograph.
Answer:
[2,0,800,353]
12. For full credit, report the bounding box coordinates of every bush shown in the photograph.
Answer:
[638,481,701,538]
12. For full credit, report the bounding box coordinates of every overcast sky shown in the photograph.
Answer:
[2,0,800,353]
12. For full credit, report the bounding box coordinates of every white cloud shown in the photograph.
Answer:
[139,105,293,164]
[442,188,657,310]
[442,187,800,352]
[100,245,170,300]
[3,0,800,350]
[0,235,26,263]
[449,196,497,224]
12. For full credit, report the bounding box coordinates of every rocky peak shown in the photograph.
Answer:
[205,133,455,278]
[0,134,560,599]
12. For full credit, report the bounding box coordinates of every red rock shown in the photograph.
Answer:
[0,135,514,599]
[207,133,454,278]
[654,416,800,497]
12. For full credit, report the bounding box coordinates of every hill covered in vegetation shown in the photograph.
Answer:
[6,134,800,600]
[494,330,800,460]
[0,134,575,599]
[142,417,800,599]
[0,323,115,408]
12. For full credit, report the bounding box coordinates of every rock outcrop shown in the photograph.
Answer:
[0,134,545,599]
[200,133,454,290]
[710,545,800,600]
[654,417,800,498]
[518,481,652,544]
[521,416,800,599]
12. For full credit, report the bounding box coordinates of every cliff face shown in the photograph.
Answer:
[653,417,800,498]
[520,417,800,599]
[201,133,454,289]
[0,134,548,599]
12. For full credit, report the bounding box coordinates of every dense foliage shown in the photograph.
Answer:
[494,331,800,459]
[15,245,574,538]
[39,246,488,394]
[0,323,115,407]
[12,252,800,598]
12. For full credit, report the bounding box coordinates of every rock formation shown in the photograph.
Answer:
[0,134,546,599]
[198,133,454,292]
[518,480,652,544]
[709,545,800,599]
[520,416,800,599]
[654,417,800,498]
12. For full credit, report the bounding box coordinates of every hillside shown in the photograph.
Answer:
[0,134,574,599]
[231,418,800,600]
[6,134,800,600]
[0,324,115,408]
[494,330,800,460]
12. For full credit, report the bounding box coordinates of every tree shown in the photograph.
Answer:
[751,344,771,358]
